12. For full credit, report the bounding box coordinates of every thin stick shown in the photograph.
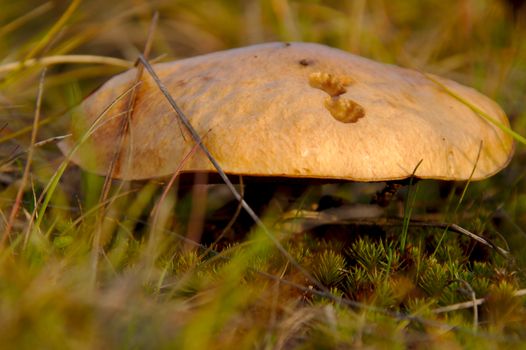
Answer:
[138,54,327,291]
[148,140,203,257]
[0,118,54,144]
[448,223,509,256]
[456,279,478,331]
[433,141,483,257]
[24,0,81,60]
[151,142,202,220]
[433,289,526,314]
[99,11,158,201]
[0,134,72,167]
[1,69,46,246]
[400,159,423,253]
[34,134,71,147]
[0,2,53,38]
[0,55,133,75]
[22,82,142,251]
[91,12,159,287]
[280,215,509,257]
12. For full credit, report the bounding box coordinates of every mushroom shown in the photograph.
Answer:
[59,42,514,184]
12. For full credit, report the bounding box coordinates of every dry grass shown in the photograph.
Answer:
[1,0,526,348]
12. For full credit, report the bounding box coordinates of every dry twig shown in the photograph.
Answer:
[2,69,46,245]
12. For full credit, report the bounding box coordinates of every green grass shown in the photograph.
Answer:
[1,0,526,348]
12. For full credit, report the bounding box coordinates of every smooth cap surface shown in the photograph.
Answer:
[60,42,514,181]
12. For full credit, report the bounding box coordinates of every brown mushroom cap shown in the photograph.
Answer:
[60,42,514,181]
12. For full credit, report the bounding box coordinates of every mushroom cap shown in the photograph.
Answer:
[60,42,514,181]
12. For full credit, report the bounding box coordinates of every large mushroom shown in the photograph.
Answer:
[60,42,513,183]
